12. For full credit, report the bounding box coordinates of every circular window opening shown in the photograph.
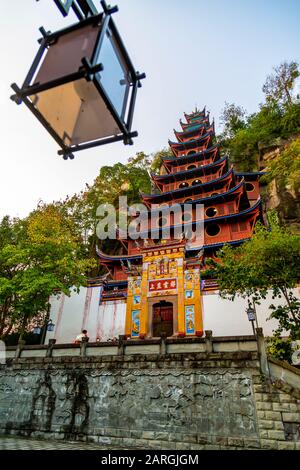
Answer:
[206,207,218,218]
[187,164,196,170]
[184,198,193,203]
[179,182,189,188]
[210,192,219,197]
[158,217,168,227]
[192,179,202,186]
[206,223,221,237]
[187,150,196,155]
[245,182,255,192]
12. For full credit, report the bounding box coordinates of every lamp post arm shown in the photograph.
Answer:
[40,304,51,345]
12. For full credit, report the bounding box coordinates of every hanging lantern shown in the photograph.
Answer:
[33,325,42,335]
[47,319,55,332]
[11,1,145,159]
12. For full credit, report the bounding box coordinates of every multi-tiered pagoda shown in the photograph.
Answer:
[98,107,264,339]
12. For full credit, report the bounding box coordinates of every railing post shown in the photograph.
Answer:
[118,335,126,356]
[15,340,25,358]
[256,327,270,377]
[46,338,56,358]
[205,330,213,353]
[160,333,167,355]
[80,336,88,357]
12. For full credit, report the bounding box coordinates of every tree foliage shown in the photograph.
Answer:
[219,61,300,172]
[210,214,300,340]
[262,61,300,107]
[0,205,96,338]
[220,102,247,140]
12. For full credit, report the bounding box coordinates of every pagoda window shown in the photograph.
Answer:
[227,202,235,214]
[179,182,189,188]
[231,221,248,233]
[239,221,248,231]
[192,179,202,186]
[205,207,218,218]
[217,205,225,215]
[187,164,197,170]
[184,198,193,203]
[210,192,219,197]
[245,182,255,192]
[187,150,196,156]
[206,223,221,237]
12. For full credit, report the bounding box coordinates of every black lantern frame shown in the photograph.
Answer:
[11,2,145,159]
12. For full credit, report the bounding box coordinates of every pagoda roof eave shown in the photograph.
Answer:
[174,122,204,139]
[151,156,228,182]
[174,123,214,142]
[98,237,251,264]
[184,107,206,121]
[169,131,213,150]
[138,199,262,238]
[145,179,247,215]
[180,116,209,131]
[141,168,234,202]
[96,246,142,263]
[187,238,249,252]
[236,171,267,180]
[161,144,220,165]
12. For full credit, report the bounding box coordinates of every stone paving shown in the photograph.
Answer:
[0,435,124,450]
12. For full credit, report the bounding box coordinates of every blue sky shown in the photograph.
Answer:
[0,0,299,218]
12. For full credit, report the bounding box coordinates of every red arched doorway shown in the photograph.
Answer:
[152,300,173,337]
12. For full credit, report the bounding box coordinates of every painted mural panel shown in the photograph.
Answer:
[185,305,195,335]
[131,310,140,337]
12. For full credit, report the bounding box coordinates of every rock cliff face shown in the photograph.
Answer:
[259,136,300,233]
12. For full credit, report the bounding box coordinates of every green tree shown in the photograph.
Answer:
[0,205,95,339]
[219,61,300,172]
[262,61,299,107]
[210,214,300,341]
[220,102,247,140]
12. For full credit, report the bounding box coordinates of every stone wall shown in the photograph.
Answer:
[1,336,300,450]
[259,135,300,234]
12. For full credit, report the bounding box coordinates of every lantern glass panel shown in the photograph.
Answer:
[33,24,99,86]
[29,78,121,145]
[47,322,55,332]
[95,26,131,119]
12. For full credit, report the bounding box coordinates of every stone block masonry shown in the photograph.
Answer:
[0,341,300,449]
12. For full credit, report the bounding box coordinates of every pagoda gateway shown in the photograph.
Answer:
[97,107,264,339]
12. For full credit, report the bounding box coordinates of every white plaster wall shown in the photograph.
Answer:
[96,300,126,342]
[46,286,300,344]
[202,287,300,337]
[46,287,126,344]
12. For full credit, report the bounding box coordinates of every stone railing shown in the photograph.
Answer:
[5,331,258,360]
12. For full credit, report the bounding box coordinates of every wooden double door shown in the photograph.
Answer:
[152,301,173,337]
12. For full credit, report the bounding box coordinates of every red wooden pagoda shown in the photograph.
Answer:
[97,107,264,338]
